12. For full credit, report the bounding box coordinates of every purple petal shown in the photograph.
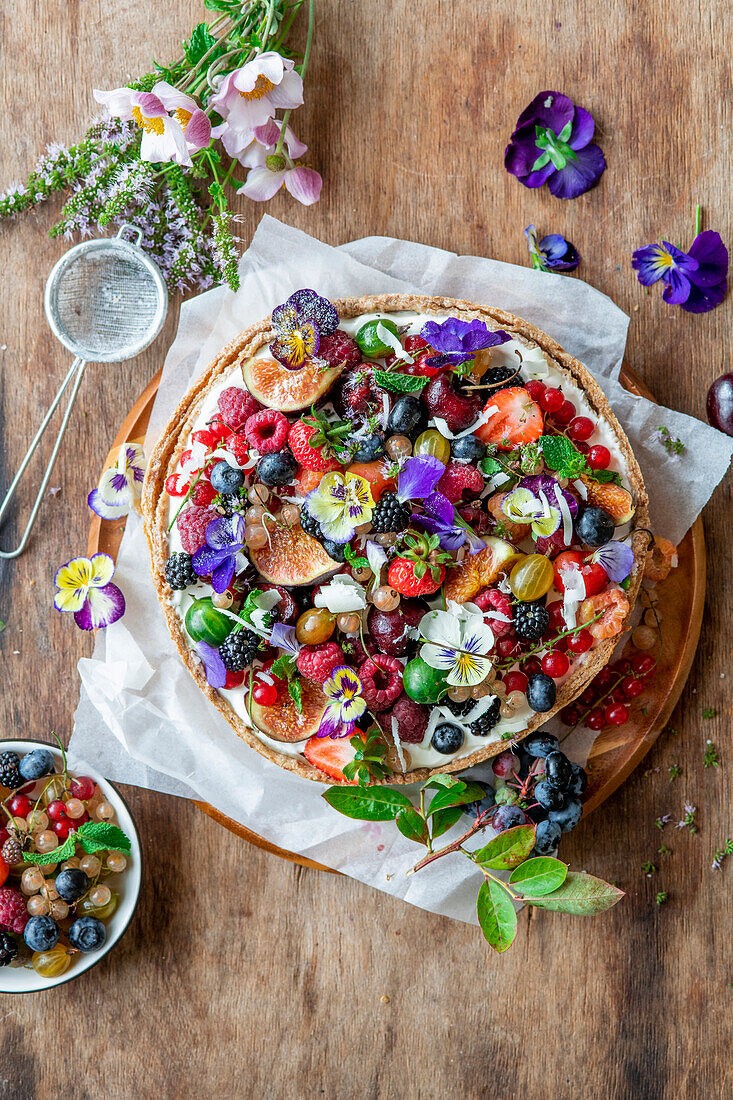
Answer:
[269,621,301,653]
[192,545,235,577]
[547,143,606,198]
[513,91,576,136]
[676,278,727,314]
[568,105,595,150]
[204,515,238,550]
[632,243,671,286]
[519,475,578,517]
[422,490,455,526]
[316,708,345,738]
[660,241,699,274]
[421,319,464,352]
[687,231,729,287]
[397,455,445,502]
[539,233,580,271]
[196,642,226,689]
[184,108,212,150]
[287,289,338,335]
[87,488,128,521]
[211,558,236,594]
[592,541,634,583]
[425,352,469,369]
[73,582,125,631]
[411,513,466,552]
[662,268,692,305]
[505,125,550,180]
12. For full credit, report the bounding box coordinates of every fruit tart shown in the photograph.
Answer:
[142,292,649,784]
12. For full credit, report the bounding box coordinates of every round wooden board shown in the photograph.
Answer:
[88,366,705,872]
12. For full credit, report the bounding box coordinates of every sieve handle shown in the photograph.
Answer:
[0,357,87,559]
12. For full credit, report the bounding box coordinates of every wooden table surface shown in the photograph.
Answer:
[0,2,731,1097]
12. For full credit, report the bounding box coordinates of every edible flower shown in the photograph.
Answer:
[525,225,580,272]
[411,491,485,554]
[317,666,367,739]
[418,603,495,688]
[270,288,338,368]
[505,91,606,199]
[88,443,146,520]
[590,541,634,583]
[304,471,374,544]
[237,119,322,206]
[53,553,125,631]
[269,621,300,654]
[420,317,511,370]
[396,454,445,501]
[209,52,304,151]
[192,514,246,594]
[632,230,728,314]
[501,485,562,538]
[196,641,226,689]
[93,81,211,167]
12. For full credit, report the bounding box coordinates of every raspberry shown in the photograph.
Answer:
[0,887,28,934]
[217,386,261,431]
[190,480,217,507]
[436,461,484,503]
[473,588,513,636]
[317,330,361,369]
[358,655,403,712]
[244,409,290,455]
[176,506,218,554]
[379,693,429,743]
[296,642,345,683]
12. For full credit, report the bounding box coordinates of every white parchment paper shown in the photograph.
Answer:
[70,216,733,924]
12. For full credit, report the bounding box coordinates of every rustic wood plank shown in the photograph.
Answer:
[0,1,731,1098]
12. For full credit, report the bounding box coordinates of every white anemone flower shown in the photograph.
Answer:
[93,81,211,167]
[236,120,321,205]
[419,601,495,687]
[209,51,303,151]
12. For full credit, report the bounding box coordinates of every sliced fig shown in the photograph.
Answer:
[241,355,343,413]
[252,679,328,743]
[248,522,342,586]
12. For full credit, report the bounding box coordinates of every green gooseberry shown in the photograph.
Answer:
[78,890,119,921]
[184,597,234,647]
[414,429,450,465]
[402,657,449,705]
[355,317,400,358]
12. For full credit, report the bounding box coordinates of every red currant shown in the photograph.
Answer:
[587,445,611,470]
[586,708,606,731]
[259,660,287,689]
[521,656,542,677]
[559,705,580,726]
[503,671,528,695]
[622,676,644,698]
[553,551,585,593]
[191,429,216,449]
[540,387,564,413]
[632,654,655,676]
[568,417,594,442]
[614,658,634,676]
[525,380,545,401]
[52,818,72,839]
[224,669,245,689]
[594,666,615,688]
[567,628,593,654]
[496,636,520,659]
[581,562,609,597]
[553,399,576,425]
[207,420,232,444]
[46,799,67,822]
[8,794,31,818]
[165,473,189,497]
[574,441,590,455]
[69,776,96,801]
[605,703,629,726]
[541,651,570,678]
[579,688,597,706]
[253,682,279,707]
[546,601,567,630]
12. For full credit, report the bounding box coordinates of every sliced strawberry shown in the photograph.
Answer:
[554,551,608,597]
[475,386,544,451]
[303,735,358,783]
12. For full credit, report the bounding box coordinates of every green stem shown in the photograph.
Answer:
[481,868,522,902]
[298,0,315,79]
[695,203,702,237]
[272,0,305,51]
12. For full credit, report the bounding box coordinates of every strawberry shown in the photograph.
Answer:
[384,335,441,377]
[387,531,450,597]
[475,386,544,451]
[303,734,358,783]
[288,410,352,471]
[553,551,607,596]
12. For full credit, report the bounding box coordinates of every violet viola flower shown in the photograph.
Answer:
[420,318,511,370]
[411,491,485,554]
[192,514,246,594]
[396,454,445,502]
[196,642,226,690]
[632,231,728,314]
[505,91,606,199]
[525,225,580,272]
[270,288,339,369]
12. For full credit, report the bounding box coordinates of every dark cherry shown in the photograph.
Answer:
[707,373,733,437]
[366,600,428,656]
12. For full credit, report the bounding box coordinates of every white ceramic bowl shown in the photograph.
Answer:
[0,740,142,992]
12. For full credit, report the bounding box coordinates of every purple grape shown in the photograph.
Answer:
[492,805,529,832]
[706,373,733,437]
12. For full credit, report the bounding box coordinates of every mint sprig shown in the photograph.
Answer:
[23,820,131,865]
[539,434,588,479]
[343,544,369,571]
[372,370,429,393]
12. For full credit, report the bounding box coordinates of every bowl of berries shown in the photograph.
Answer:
[0,739,141,992]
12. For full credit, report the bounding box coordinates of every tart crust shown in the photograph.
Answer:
[142,295,649,784]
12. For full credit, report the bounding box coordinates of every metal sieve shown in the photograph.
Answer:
[0,225,167,558]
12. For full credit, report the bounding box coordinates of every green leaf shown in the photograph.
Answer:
[509,857,568,897]
[0,619,6,633]
[430,805,464,839]
[524,871,625,914]
[322,785,414,821]
[395,807,428,844]
[539,434,588,479]
[477,879,518,953]
[76,822,132,855]
[473,825,536,870]
[423,774,464,792]
[479,456,504,477]
[589,469,622,485]
[271,654,296,681]
[22,837,76,865]
[372,370,429,393]
[288,680,303,714]
[183,22,217,65]
[343,545,369,571]
[426,782,486,817]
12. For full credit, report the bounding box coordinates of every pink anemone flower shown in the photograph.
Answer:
[93,81,211,167]
[209,52,303,156]
[238,119,322,206]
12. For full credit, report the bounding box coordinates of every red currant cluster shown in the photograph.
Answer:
[559,652,656,731]
[524,379,611,469]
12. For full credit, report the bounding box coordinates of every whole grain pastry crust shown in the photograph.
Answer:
[142,294,649,784]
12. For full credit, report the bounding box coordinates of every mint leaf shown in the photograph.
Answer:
[524,871,624,914]
[477,879,517,953]
[77,821,131,855]
[322,785,414,821]
[430,805,464,839]
[509,856,568,897]
[372,371,429,393]
[0,619,5,633]
[288,680,303,714]
[395,807,429,844]
[479,456,504,477]
[23,837,76,865]
[238,588,266,628]
[271,654,296,681]
[343,545,369,571]
[588,469,622,485]
[184,22,218,65]
[539,435,588,479]
[474,824,536,870]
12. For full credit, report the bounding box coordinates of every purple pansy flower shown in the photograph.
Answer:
[505,91,606,199]
[411,492,485,554]
[192,514,246,594]
[88,443,146,520]
[632,231,728,314]
[53,553,125,631]
[316,666,366,739]
[269,621,301,654]
[590,541,634,583]
[525,225,580,272]
[196,641,227,689]
[396,454,445,502]
[420,317,511,370]
[270,289,338,369]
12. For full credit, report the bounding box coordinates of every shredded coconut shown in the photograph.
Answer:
[555,484,573,545]
[560,564,586,630]
[573,478,588,501]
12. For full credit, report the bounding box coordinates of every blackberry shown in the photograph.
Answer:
[370,492,411,533]
[468,698,501,737]
[0,932,17,967]
[445,697,476,718]
[299,507,323,539]
[215,491,245,517]
[0,752,22,790]
[218,628,263,672]
[513,601,550,642]
[481,365,525,392]
[164,552,197,591]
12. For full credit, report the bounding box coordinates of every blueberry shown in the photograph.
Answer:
[523,733,559,759]
[450,434,486,463]
[210,460,245,495]
[492,804,528,832]
[534,779,566,811]
[68,916,107,953]
[24,916,60,953]
[353,433,386,462]
[256,450,298,487]
[386,395,428,440]
[55,867,90,903]
[548,797,583,833]
[545,751,573,790]
[463,780,495,818]
[575,506,615,547]
[526,673,557,713]
[568,761,588,796]
[516,746,533,778]
[430,722,465,754]
[534,819,562,855]
[321,539,347,563]
[526,803,549,824]
[18,749,55,781]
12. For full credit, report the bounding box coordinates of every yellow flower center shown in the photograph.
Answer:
[131,106,165,136]
[238,75,275,101]
[175,107,193,129]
